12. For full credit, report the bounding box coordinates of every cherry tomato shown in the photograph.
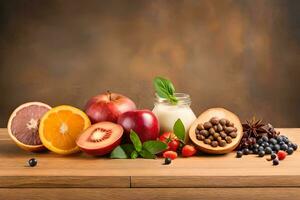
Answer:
[182,145,197,157]
[168,140,180,151]
[163,151,178,160]
[159,132,180,152]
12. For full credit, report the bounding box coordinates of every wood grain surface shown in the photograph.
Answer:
[0,128,299,199]
[1,188,300,200]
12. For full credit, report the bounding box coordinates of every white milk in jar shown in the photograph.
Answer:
[152,93,196,138]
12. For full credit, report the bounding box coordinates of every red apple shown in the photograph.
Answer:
[117,110,160,142]
[85,91,136,124]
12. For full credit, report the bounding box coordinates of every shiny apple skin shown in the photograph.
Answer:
[117,110,160,142]
[85,92,136,124]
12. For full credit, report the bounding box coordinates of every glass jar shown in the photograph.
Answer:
[152,93,196,138]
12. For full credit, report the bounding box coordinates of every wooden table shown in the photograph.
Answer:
[0,128,299,200]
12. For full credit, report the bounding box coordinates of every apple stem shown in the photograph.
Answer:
[107,90,111,101]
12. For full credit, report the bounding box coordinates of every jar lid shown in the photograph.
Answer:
[154,93,191,105]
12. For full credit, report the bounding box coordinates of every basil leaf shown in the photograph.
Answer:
[131,150,139,159]
[139,149,156,159]
[173,118,185,142]
[143,140,168,154]
[121,144,135,156]
[130,130,142,152]
[153,77,178,103]
[110,146,128,159]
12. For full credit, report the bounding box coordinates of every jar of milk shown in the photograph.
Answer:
[152,93,196,137]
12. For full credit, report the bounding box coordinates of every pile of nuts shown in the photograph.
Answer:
[195,117,237,148]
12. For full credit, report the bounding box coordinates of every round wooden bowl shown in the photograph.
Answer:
[188,108,243,154]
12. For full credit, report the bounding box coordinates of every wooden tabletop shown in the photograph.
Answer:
[0,128,300,200]
[0,128,299,188]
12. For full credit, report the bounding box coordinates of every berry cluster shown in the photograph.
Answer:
[237,135,297,165]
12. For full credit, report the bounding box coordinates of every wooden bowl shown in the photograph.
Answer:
[188,108,243,154]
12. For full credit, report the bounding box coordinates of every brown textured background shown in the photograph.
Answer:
[0,0,299,127]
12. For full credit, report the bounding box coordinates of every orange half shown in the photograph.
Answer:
[39,105,91,155]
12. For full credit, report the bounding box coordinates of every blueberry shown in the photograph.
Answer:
[253,148,258,154]
[262,142,269,148]
[243,148,250,155]
[274,144,281,152]
[276,136,283,142]
[273,159,279,166]
[262,136,269,142]
[281,144,288,151]
[258,146,265,152]
[269,138,277,145]
[287,147,294,155]
[253,144,259,149]
[236,151,243,158]
[292,143,298,151]
[279,141,285,145]
[164,157,172,165]
[257,138,263,145]
[271,153,277,160]
[265,147,272,154]
[269,144,274,149]
[258,150,265,157]
[283,137,289,143]
[28,158,37,167]
[287,142,293,147]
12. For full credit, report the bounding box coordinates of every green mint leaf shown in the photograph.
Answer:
[139,149,156,159]
[168,94,179,104]
[173,118,185,142]
[130,130,142,152]
[120,144,135,156]
[153,77,178,103]
[110,146,128,159]
[143,140,168,154]
[131,150,139,159]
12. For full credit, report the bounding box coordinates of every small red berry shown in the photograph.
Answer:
[277,150,287,160]
[168,140,180,151]
[182,145,197,157]
[163,151,178,160]
[159,132,180,152]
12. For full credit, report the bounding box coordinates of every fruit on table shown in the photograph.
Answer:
[189,108,243,154]
[277,150,287,160]
[237,131,297,160]
[39,105,91,155]
[164,157,172,165]
[163,151,178,160]
[182,145,197,157]
[236,150,243,158]
[117,110,159,143]
[28,158,37,167]
[7,102,51,152]
[85,91,136,124]
[76,122,123,156]
[159,132,180,152]
[273,158,279,165]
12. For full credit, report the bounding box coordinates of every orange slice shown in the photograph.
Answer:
[39,105,91,155]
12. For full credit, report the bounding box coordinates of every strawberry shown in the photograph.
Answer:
[182,145,197,157]
[277,150,287,160]
[159,132,180,152]
[163,151,178,160]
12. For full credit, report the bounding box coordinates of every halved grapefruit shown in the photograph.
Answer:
[7,102,52,152]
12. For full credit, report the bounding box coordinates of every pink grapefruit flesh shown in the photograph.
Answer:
[7,102,51,152]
